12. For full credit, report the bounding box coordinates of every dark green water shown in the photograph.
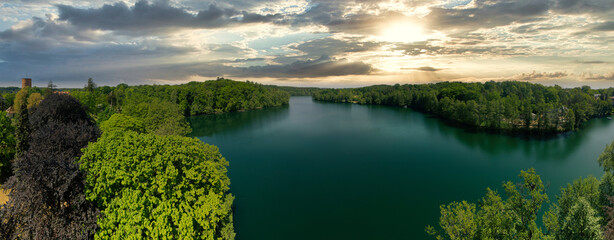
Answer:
[189,96,614,239]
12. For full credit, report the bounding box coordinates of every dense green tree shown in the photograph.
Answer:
[14,101,30,157]
[69,79,290,134]
[600,172,614,224]
[503,168,548,239]
[45,80,56,97]
[559,197,603,240]
[543,204,559,237]
[122,99,192,136]
[599,139,614,172]
[605,196,614,240]
[100,113,145,133]
[427,169,548,240]
[26,92,43,109]
[13,87,29,113]
[80,131,235,239]
[476,188,517,239]
[0,113,15,181]
[557,176,600,223]
[546,176,601,238]
[85,77,96,92]
[0,95,6,110]
[426,201,477,240]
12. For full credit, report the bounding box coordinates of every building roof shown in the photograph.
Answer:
[5,106,15,114]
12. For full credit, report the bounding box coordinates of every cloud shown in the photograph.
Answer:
[575,60,610,64]
[402,66,443,72]
[394,41,529,56]
[509,71,569,80]
[425,0,551,32]
[56,0,285,35]
[552,0,614,14]
[581,72,614,81]
[590,21,614,31]
[289,37,382,59]
[235,55,374,78]
[0,16,102,49]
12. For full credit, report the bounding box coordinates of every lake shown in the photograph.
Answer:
[189,96,614,239]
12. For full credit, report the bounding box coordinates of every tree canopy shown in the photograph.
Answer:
[80,131,235,239]
[0,94,100,239]
[99,113,145,133]
[599,139,614,173]
[0,113,15,180]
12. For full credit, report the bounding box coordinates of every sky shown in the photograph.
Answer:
[0,0,613,88]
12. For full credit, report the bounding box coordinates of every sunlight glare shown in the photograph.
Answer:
[379,22,428,43]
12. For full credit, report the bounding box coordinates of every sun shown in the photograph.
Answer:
[378,21,428,43]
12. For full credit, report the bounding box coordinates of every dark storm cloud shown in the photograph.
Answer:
[590,21,614,32]
[552,0,614,14]
[235,55,373,78]
[144,55,373,79]
[56,0,284,35]
[0,16,98,45]
[46,0,614,39]
[179,0,286,11]
[425,0,551,32]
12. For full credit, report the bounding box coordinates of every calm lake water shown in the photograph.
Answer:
[189,96,614,239]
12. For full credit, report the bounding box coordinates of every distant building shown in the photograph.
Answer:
[611,96,614,105]
[22,78,32,88]
[53,91,70,95]
[594,94,602,100]
[5,106,15,118]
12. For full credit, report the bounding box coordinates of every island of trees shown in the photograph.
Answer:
[314,81,614,133]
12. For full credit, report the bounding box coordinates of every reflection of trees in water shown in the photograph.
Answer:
[188,105,289,137]
[415,109,613,160]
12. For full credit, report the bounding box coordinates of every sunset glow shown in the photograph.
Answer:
[0,0,613,88]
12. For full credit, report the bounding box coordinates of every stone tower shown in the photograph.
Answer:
[21,78,32,88]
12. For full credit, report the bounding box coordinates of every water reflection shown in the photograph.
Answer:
[188,105,289,137]
[359,103,613,160]
[422,112,610,160]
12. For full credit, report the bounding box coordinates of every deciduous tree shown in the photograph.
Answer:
[80,131,235,239]
[0,94,100,239]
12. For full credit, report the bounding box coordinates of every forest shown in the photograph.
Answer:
[1,79,290,136]
[313,81,614,133]
[2,79,614,239]
[0,78,289,239]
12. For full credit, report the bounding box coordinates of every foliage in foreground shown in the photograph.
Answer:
[0,94,100,239]
[0,113,15,180]
[428,138,614,240]
[80,130,235,239]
